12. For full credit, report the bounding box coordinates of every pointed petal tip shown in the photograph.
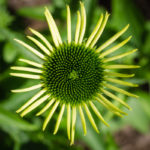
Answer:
[105,11,110,16]
[130,74,135,77]
[79,1,83,5]
[36,112,41,116]
[134,84,139,87]
[11,90,16,93]
[14,38,19,42]
[70,142,73,146]
[28,27,32,31]
[26,35,30,38]
[128,35,132,40]
[42,126,46,131]
[44,6,48,11]
[126,24,130,28]
[104,122,110,127]
[20,113,25,118]
[16,109,20,113]
[137,65,141,68]
[10,72,13,75]
[96,129,100,134]
[135,95,139,98]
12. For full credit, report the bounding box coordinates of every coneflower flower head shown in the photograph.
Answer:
[10,2,140,145]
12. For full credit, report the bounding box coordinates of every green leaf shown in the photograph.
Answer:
[123,98,150,133]
[76,119,105,150]
[3,42,18,63]
[143,31,150,55]
[138,91,150,118]
[0,7,13,28]
[0,28,42,63]
[17,5,54,20]
[111,0,144,47]
[1,80,39,110]
[0,107,38,131]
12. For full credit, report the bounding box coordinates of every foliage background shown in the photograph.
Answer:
[0,0,150,150]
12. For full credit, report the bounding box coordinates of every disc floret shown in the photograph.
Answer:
[42,42,104,105]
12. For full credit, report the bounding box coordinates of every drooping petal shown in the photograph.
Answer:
[36,98,55,116]
[14,39,45,59]
[105,77,138,87]
[103,49,137,62]
[70,106,76,145]
[97,93,127,115]
[11,84,42,93]
[45,8,62,44]
[16,89,46,113]
[67,104,71,140]
[43,101,60,131]
[19,58,43,68]
[45,8,62,47]
[104,64,140,69]
[66,5,71,44]
[86,14,104,47]
[95,96,124,117]
[27,36,51,55]
[53,104,65,134]
[11,66,42,73]
[99,36,132,58]
[10,73,41,79]
[78,2,86,44]
[104,83,139,98]
[29,28,53,51]
[96,24,130,53]
[83,103,99,133]
[75,11,81,44]
[104,71,135,78]
[78,105,87,135]
[89,101,109,127]
[101,88,131,110]
[90,12,109,48]
[21,94,50,117]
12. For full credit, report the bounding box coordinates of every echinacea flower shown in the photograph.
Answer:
[10,2,139,145]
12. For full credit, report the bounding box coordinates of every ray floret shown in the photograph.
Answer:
[14,39,45,59]
[78,2,86,44]
[19,58,43,68]
[11,84,42,93]
[29,28,53,51]
[36,98,55,116]
[16,89,46,113]
[43,101,60,131]
[21,94,50,117]
[53,104,65,134]
[11,66,42,73]
[78,105,87,135]
[27,36,51,56]
[75,11,81,43]
[10,73,40,79]
[96,24,130,53]
[83,103,99,133]
[90,12,109,48]
[99,36,132,58]
[67,5,71,44]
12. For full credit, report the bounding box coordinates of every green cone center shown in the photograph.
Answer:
[42,43,104,105]
[69,70,79,80]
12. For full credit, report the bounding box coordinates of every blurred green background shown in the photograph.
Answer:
[0,0,150,150]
